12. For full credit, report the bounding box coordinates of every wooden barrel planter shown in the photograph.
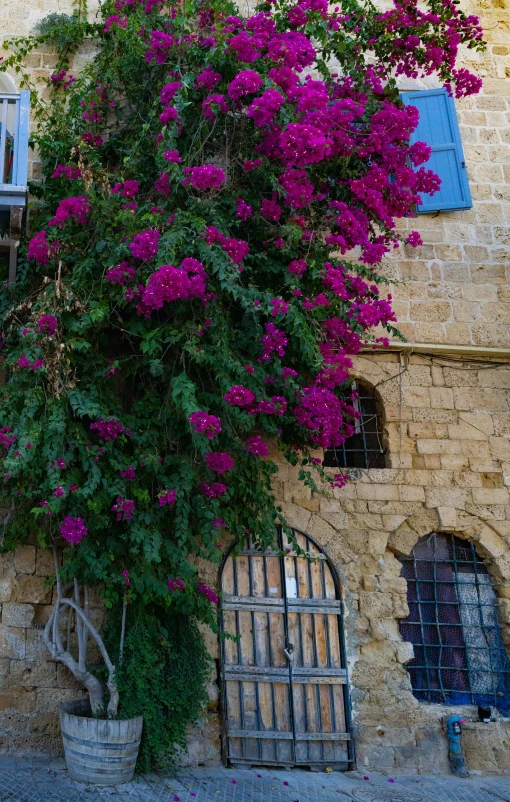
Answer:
[60,700,143,785]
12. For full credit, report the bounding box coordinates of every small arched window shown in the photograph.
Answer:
[399,533,510,714]
[323,381,386,470]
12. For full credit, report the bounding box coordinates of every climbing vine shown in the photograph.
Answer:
[0,0,484,633]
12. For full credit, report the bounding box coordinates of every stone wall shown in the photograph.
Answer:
[0,544,93,754]
[0,0,509,777]
[267,350,510,774]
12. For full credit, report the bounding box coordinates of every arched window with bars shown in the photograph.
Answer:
[323,381,386,470]
[399,533,510,715]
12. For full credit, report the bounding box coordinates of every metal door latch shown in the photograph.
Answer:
[284,644,294,662]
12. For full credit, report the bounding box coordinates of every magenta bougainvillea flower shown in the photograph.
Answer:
[60,516,88,545]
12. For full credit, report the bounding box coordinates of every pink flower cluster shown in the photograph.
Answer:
[0,426,16,450]
[104,14,127,32]
[112,179,139,198]
[270,298,289,317]
[228,70,263,101]
[195,68,221,91]
[17,355,45,370]
[129,229,160,261]
[183,165,226,191]
[197,581,219,604]
[260,322,288,361]
[204,226,249,264]
[48,196,91,228]
[36,315,57,336]
[261,198,282,222]
[202,94,229,120]
[27,231,59,266]
[224,385,256,407]
[112,497,136,520]
[189,411,221,439]
[52,165,82,180]
[141,258,207,314]
[168,577,186,591]
[90,418,130,440]
[236,198,252,220]
[244,436,268,457]
[205,451,234,473]
[200,482,227,498]
[60,516,88,545]
[106,262,136,285]
[294,386,352,448]
[159,489,177,506]
[247,88,285,127]
[120,466,136,480]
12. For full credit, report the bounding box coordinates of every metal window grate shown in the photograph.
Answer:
[399,533,510,714]
[323,382,386,470]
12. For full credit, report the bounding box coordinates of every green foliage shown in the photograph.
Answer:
[34,14,88,52]
[0,0,485,626]
[102,605,212,772]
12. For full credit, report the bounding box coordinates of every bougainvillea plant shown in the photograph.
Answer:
[0,0,483,712]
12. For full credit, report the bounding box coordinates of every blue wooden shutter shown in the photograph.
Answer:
[401,88,472,213]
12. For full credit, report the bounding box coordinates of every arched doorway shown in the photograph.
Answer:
[219,527,353,770]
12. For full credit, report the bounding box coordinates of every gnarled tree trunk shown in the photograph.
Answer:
[43,548,120,718]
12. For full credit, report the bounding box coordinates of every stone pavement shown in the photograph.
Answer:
[0,761,509,802]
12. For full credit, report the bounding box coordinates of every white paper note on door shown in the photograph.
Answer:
[285,576,298,599]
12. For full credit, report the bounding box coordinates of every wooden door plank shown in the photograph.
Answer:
[225,680,243,760]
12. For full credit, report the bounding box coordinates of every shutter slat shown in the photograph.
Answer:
[401,88,472,213]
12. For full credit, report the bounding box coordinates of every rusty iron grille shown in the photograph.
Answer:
[219,528,354,769]
[399,533,510,714]
[323,382,386,470]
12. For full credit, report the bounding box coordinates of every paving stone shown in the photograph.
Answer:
[0,762,509,802]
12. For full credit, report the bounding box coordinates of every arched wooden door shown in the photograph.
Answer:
[219,528,353,770]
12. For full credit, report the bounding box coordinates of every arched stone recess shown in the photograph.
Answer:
[0,72,18,94]
[388,507,510,595]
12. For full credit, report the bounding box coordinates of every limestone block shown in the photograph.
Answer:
[489,436,510,461]
[399,485,426,502]
[271,503,311,534]
[1,603,34,628]
[356,484,400,501]
[0,688,36,714]
[320,512,349,531]
[429,387,455,409]
[448,421,490,440]
[362,575,378,592]
[395,640,414,665]
[0,567,16,603]
[36,688,86,714]
[417,439,461,455]
[471,487,509,505]
[13,546,36,575]
[14,576,51,604]
[440,456,470,470]
[9,660,57,689]
[25,629,48,662]
[359,591,393,619]
[392,596,409,619]
[358,555,381,575]
[29,712,60,737]
[437,507,457,531]
[0,625,25,660]
[0,659,9,689]
[424,485,472,510]
[379,577,407,594]
[349,513,383,531]
[459,411,495,436]
[403,387,430,408]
